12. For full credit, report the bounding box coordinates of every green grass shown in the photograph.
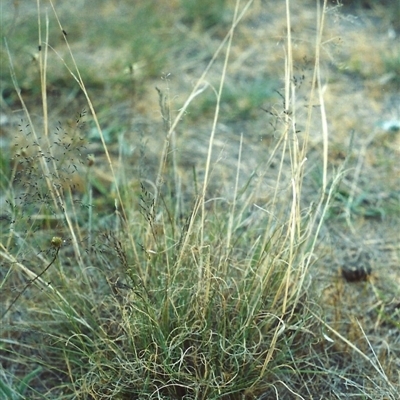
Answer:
[0,0,176,109]
[185,76,276,122]
[180,0,229,29]
[1,1,399,399]
[0,366,42,400]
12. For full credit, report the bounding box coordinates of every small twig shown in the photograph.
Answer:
[1,237,62,320]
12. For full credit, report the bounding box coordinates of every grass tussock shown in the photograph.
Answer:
[0,0,399,399]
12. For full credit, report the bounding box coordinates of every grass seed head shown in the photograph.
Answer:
[51,236,63,248]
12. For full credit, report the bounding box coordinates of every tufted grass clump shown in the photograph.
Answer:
[1,1,398,399]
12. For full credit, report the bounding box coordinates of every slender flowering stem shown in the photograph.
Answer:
[1,237,62,320]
